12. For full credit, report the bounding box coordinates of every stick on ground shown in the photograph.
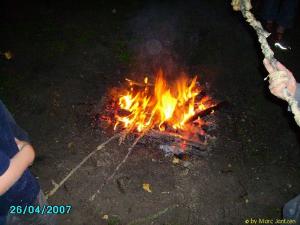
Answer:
[89,132,146,201]
[46,133,121,199]
[127,204,179,225]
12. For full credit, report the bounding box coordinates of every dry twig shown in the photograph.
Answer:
[127,204,179,225]
[46,133,121,199]
[89,132,146,201]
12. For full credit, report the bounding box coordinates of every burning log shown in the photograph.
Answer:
[97,69,222,157]
[125,77,153,87]
[137,129,215,157]
[146,130,207,149]
[47,70,222,202]
[185,101,226,124]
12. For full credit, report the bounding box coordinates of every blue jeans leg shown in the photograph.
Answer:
[6,191,56,225]
[0,215,7,225]
[283,194,300,225]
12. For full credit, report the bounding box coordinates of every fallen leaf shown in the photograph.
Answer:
[143,183,152,193]
[102,214,109,220]
[68,142,73,148]
[172,157,179,164]
[4,51,13,60]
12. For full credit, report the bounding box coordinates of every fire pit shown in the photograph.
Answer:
[47,70,223,199]
[98,69,221,157]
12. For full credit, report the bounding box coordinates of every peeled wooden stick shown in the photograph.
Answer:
[46,133,121,199]
[89,132,146,201]
[125,78,153,87]
[185,101,226,124]
[232,0,300,127]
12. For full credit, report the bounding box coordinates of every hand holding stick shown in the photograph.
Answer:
[231,0,300,126]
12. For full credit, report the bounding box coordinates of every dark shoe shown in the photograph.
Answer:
[283,194,300,225]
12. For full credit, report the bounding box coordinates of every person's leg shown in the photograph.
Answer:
[276,0,299,30]
[6,190,57,225]
[272,0,298,49]
[5,214,22,225]
[0,100,30,142]
[25,190,57,225]
[283,194,300,225]
[0,215,7,225]
[260,0,281,33]
[261,0,281,22]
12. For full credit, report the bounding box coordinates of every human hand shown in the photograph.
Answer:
[263,58,297,100]
[15,138,30,151]
[0,138,36,195]
[14,138,35,166]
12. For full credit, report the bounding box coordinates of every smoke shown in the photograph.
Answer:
[127,1,185,79]
[125,0,222,84]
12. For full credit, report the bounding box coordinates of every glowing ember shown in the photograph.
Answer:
[113,69,213,133]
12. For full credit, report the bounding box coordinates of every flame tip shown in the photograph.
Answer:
[114,70,212,133]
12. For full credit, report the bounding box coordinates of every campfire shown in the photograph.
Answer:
[48,69,222,199]
[99,69,220,156]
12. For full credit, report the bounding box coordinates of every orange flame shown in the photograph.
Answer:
[114,69,211,132]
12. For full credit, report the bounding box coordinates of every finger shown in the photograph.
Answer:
[269,89,284,99]
[263,58,275,74]
[269,82,287,91]
[269,78,289,86]
[276,61,288,71]
[273,62,295,79]
[269,88,284,99]
[269,76,289,83]
[277,63,294,81]
[269,81,288,90]
[286,71,295,80]
[269,71,289,82]
[270,82,287,90]
[269,84,287,95]
[269,74,289,81]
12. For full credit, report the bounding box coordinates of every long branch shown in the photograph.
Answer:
[89,132,146,201]
[238,0,300,127]
[46,133,121,199]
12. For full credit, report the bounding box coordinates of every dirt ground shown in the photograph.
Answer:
[1,0,300,224]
